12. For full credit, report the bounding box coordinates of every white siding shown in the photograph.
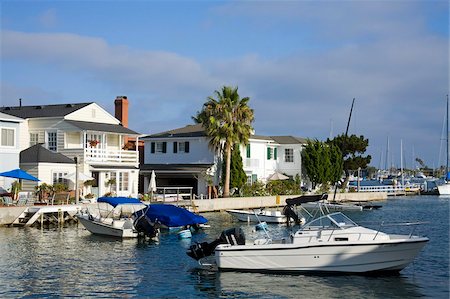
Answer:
[65,103,119,124]
[144,137,215,164]
[0,116,22,190]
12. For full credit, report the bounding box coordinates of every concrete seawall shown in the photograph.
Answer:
[192,192,388,213]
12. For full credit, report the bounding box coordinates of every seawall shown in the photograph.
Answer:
[192,192,388,212]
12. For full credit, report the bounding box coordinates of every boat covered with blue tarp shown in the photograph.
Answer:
[135,204,208,227]
[97,196,143,207]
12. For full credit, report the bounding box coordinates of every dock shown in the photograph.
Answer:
[0,204,82,226]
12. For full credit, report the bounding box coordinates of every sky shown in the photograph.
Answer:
[1,0,448,171]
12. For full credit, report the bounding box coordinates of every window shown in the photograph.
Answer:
[30,133,39,147]
[118,172,129,191]
[53,172,68,186]
[174,141,189,153]
[1,128,15,147]
[285,148,294,163]
[152,141,167,153]
[47,131,57,151]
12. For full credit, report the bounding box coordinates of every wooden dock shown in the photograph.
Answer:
[12,205,82,226]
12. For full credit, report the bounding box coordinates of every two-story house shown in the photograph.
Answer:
[0,112,23,192]
[140,124,306,198]
[0,96,140,198]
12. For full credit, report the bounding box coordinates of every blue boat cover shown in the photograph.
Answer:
[97,196,143,207]
[447,172,450,180]
[143,204,208,227]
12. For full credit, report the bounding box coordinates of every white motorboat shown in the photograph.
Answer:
[78,197,208,239]
[437,183,450,196]
[187,212,428,273]
[78,214,139,238]
[227,209,287,224]
[77,196,151,238]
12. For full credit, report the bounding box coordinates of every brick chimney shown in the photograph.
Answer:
[114,96,129,127]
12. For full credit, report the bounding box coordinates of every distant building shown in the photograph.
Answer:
[140,124,306,198]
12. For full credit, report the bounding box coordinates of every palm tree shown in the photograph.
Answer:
[193,86,254,198]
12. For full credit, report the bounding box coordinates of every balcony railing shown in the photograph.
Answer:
[84,148,138,164]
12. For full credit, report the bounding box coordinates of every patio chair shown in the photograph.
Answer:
[2,196,13,206]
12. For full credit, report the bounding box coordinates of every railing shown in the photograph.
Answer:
[356,185,406,193]
[152,187,193,202]
[84,148,138,164]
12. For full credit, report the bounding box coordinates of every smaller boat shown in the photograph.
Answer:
[78,198,208,239]
[227,209,287,224]
[77,196,152,238]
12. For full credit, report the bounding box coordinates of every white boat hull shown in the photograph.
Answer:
[78,215,138,238]
[227,210,286,223]
[437,183,450,195]
[215,238,428,273]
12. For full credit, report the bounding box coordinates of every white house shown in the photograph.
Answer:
[0,96,140,198]
[0,112,23,192]
[140,124,306,198]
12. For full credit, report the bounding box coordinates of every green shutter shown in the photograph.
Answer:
[274,148,277,160]
[151,142,155,153]
[246,144,251,158]
[185,141,190,153]
[267,148,271,160]
[173,142,178,153]
[251,174,257,183]
[162,142,167,153]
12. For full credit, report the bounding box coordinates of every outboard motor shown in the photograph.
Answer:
[133,209,160,239]
[282,205,300,226]
[187,228,245,261]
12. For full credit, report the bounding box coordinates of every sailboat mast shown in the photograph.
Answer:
[446,95,449,179]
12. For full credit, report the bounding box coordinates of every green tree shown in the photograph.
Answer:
[326,134,371,187]
[193,86,254,198]
[302,139,343,190]
[221,146,247,195]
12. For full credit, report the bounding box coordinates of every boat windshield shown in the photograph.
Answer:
[302,212,358,230]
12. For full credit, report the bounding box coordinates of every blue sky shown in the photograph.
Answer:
[1,0,448,170]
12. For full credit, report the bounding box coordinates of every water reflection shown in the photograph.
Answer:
[190,268,425,299]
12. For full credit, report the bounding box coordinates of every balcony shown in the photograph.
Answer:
[84,148,138,164]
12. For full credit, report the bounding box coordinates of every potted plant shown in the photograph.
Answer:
[89,140,99,147]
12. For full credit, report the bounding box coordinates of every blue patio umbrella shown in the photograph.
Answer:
[0,169,40,181]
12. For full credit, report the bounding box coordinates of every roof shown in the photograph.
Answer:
[270,136,307,144]
[140,163,213,173]
[0,103,92,119]
[142,124,306,143]
[0,112,24,122]
[20,144,74,164]
[142,124,205,139]
[65,120,140,135]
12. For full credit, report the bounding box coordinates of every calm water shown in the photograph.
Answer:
[0,196,448,298]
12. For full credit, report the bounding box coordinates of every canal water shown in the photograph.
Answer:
[0,195,448,298]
